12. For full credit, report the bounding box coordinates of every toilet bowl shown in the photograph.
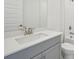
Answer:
[61,43,74,59]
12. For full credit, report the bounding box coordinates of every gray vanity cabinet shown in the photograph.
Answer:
[31,44,60,59]
[5,49,30,59]
[41,44,60,59]
[5,44,60,59]
[5,35,61,59]
[31,54,42,59]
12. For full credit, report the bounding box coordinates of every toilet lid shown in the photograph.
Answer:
[62,43,74,51]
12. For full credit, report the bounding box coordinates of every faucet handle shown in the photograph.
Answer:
[18,24,27,31]
[28,28,33,34]
[18,24,24,31]
[19,24,23,27]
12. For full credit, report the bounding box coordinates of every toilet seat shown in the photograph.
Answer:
[62,43,74,51]
[61,43,74,54]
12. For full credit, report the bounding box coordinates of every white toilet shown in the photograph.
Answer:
[61,38,74,59]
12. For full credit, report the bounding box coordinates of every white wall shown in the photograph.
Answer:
[47,0,61,32]
[64,0,74,39]
[23,0,40,28]
[47,0,74,40]
[4,0,74,39]
[4,0,23,32]
[23,0,47,28]
[4,0,23,38]
[39,0,48,28]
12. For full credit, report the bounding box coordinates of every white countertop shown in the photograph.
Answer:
[5,29,62,57]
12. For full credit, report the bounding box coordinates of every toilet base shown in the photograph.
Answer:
[64,55,74,59]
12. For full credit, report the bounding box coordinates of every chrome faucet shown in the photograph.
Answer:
[23,27,33,35]
[19,24,33,35]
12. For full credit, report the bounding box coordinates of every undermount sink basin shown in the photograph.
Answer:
[15,33,48,44]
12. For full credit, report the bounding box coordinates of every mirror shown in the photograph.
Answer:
[4,0,48,32]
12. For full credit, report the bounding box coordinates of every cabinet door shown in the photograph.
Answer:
[42,44,60,59]
[31,54,41,59]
